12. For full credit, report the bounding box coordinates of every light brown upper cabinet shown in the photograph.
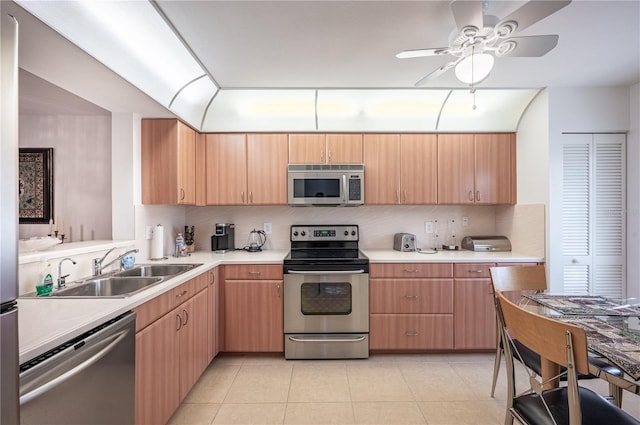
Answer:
[205,133,288,205]
[363,134,437,205]
[289,133,363,164]
[141,119,196,205]
[437,133,515,205]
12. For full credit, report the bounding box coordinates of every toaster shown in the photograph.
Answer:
[393,233,417,252]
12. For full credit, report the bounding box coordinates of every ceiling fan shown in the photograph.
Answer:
[397,0,572,86]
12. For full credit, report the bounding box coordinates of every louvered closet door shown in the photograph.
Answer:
[561,134,626,298]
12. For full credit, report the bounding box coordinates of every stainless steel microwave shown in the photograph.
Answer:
[287,164,364,206]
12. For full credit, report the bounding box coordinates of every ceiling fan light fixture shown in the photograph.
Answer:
[454,53,494,84]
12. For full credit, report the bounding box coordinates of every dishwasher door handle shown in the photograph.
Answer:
[20,328,130,405]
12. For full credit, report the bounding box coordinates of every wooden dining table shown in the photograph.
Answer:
[518,294,640,395]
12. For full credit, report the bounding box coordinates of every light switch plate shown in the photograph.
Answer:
[264,223,272,234]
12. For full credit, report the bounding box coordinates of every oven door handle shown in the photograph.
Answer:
[288,336,367,343]
[286,269,366,275]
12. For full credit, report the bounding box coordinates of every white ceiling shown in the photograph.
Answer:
[154,0,640,89]
[6,0,640,129]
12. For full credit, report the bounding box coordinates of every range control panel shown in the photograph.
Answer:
[290,225,359,242]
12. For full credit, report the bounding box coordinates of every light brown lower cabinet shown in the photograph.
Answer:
[134,276,209,425]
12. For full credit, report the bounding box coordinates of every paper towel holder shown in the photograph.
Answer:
[150,224,167,260]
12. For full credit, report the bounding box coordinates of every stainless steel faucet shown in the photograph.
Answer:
[57,257,76,289]
[92,248,139,276]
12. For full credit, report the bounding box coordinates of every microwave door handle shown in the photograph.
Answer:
[342,175,347,202]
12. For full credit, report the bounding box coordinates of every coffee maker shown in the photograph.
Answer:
[211,223,235,253]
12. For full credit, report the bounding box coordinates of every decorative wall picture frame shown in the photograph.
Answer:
[19,148,54,223]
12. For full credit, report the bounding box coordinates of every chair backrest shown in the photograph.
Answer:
[497,290,590,376]
[489,265,547,293]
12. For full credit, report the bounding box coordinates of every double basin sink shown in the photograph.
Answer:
[33,264,202,298]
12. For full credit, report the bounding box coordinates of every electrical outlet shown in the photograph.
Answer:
[462,216,469,227]
[145,225,154,240]
[425,221,434,234]
[263,223,272,234]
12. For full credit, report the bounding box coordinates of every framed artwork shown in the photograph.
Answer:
[19,148,54,223]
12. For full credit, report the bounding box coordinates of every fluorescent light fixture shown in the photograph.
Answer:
[454,53,495,85]
[16,0,217,129]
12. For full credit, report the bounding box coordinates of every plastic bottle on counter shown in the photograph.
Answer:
[175,233,185,257]
[36,260,53,296]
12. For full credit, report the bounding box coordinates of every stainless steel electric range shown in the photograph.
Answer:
[283,224,369,359]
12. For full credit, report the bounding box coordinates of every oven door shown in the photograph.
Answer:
[283,270,369,333]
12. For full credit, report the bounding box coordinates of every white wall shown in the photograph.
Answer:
[627,83,640,299]
[18,114,112,241]
[547,87,632,293]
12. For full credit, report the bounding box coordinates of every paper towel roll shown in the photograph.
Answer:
[151,224,164,260]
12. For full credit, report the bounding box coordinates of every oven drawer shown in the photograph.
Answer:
[285,334,369,359]
[224,264,283,280]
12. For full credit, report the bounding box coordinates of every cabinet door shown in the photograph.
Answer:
[224,280,283,352]
[205,134,247,204]
[437,134,475,204]
[176,121,196,204]
[363,134,401,204]
[178,290,209,401]
[454,279,497,349]
[326,134,363,163]
[207,268,219,362]
[247,134,288,204]
[400,134,437,204]
[289,134,326,163]
[474,133,514,204]
[135,313,179,425]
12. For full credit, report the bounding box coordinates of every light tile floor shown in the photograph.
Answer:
[168,353,640,425]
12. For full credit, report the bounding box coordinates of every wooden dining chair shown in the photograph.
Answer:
[489,265,623,406]
[496,290,639,425]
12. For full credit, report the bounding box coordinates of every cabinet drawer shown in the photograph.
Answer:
[370,263,453,278]
[170,274,207,310]
[370,314,454,350]
[453,263,495,278]
[370,279,453,314]
[224,264,283,280]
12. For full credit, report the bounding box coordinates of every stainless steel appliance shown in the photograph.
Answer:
[287,164,364,206]
[19,312,136,425]
[393,233,417,252]
[211,223,235,253]
[283,225,369,359]
[461,235,512,252]
[1,12,20,425]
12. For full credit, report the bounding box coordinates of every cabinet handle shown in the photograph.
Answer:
[404,331,419,336]
[395,190,400,203]
[402,190,407,203]
[248,271,261,275]
[209,271,215,285]
[241,191,245,203]
[468,190,474,202]
[176,313,182,331]
[182,309,189,326]
[320,150,324,162]
[468,270,484,274]
[403,269,419,273]
[175,290,188,298]
[328,151,332,163]
[180,188,185,201]
[249,191,253,203]
[476,191,481,202]
[404,295,419,299]
[276,283,281,298]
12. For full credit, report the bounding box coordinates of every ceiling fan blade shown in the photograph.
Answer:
[396,47,450,59]
[414,61,457,86]
[497,0,571,35]
[451,0,484,33]
[495,35,559,57]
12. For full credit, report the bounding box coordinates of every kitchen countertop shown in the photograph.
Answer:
[17,249,288,364]
[17,248,542,364]
[361,249,543,263]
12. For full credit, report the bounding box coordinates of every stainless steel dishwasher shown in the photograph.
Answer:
[19,311,136,425]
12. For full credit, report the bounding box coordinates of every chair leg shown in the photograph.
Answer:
[608,382,623,408]
[491,343,503,397]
